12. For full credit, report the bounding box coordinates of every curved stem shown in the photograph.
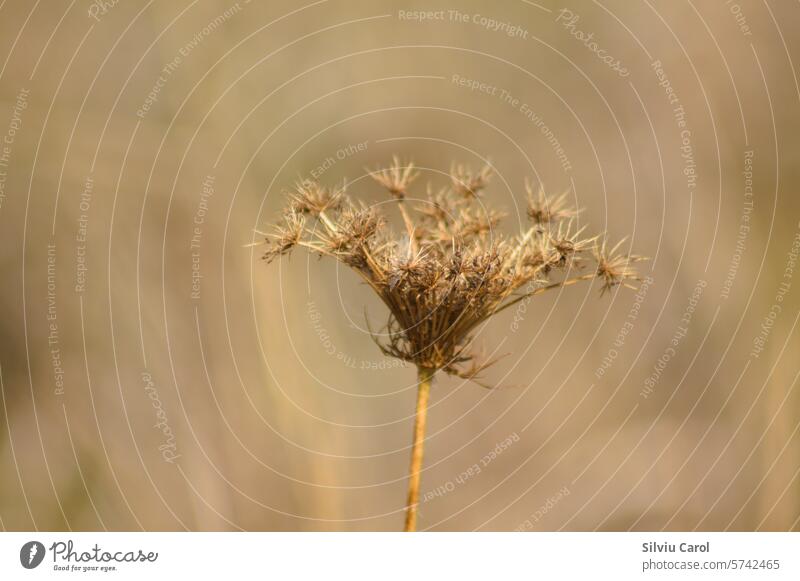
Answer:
[404,366,434,532]
[397,201,419,255]
[491,273,597,317]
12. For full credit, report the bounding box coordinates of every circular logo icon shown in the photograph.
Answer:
[20,541,45,569]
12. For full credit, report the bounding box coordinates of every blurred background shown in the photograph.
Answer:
[0,0,798,531]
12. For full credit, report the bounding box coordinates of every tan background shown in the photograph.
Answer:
[0,0,798,531]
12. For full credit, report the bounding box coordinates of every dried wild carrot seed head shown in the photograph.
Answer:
[259,157,641,384]
[368,155,418,200]
[451,162,493,198]
[595,238,644,296]
[526,178,579,224]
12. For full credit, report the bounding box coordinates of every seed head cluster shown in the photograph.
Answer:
[260,157,642,383]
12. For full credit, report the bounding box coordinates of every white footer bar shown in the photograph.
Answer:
[1,532,797,580]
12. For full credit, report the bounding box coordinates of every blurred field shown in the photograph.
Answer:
[0,0,799,531]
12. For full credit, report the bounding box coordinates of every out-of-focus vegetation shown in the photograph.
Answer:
[0,0,798,531]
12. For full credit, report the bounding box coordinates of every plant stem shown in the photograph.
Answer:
[404,366,434,532]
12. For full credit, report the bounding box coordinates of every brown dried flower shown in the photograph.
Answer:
[369,156,418,199]
[289,179,343,215]
[451,162,493,198]
[526,178,578,224]
[258,157,641,531]
[594,238,644,295]
[262,159,641,377]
